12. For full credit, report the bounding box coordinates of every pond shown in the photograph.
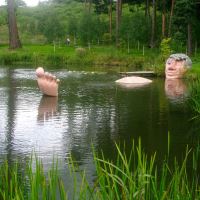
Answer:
[0,66,199,185]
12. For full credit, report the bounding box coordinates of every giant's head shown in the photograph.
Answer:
[165,53,192,79]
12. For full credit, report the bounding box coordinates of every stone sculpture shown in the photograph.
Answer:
[36,67,60,97]
[165,53,192,79]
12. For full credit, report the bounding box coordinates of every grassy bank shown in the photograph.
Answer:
[0,44,161,70]
[0,138,200,199]
[1,44,200,78]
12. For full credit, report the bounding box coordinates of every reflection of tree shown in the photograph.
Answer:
[6,69,16,160]
[115,79,169,159]
[3,68,17,195]
[59,76,118,164]
[4,69,29,187]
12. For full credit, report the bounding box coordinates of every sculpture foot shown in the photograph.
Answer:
[36,67,60,97]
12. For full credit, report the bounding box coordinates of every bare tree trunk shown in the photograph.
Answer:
[150,0,156,48]
[88,0,91,13]
[145,0,150,17]
[187,23,192,56]
[7,0,22,49]
[162,0,166,38]
[109,0,112,39]
[168,0,175,37]
[116,0,122,47]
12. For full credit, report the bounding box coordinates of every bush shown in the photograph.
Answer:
[160,37,172,61]
[75,47,87,57]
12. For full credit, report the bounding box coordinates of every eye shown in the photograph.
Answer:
[167,61,171,64]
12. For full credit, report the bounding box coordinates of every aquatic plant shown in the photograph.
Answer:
[0,138,200,199]
[188,77,200,119]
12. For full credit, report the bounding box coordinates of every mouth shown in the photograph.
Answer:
[165,69,179,79]
[166,70,177,75]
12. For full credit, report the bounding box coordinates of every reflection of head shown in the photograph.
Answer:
[165,53,192,79]
[165,78,187,100]
[37,96,58,122]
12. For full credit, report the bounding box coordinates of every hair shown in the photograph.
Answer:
[169,53,192,68]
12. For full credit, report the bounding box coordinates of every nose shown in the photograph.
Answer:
[166,60,176,70]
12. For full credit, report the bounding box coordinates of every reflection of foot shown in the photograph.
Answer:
[36,67,60,97]
[37,96,58,122]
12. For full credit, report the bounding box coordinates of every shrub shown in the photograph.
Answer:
[75,47,87,58]
[160,37,172,61]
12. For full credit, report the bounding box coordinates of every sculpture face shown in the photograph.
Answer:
[165,58,187,79]
[165,53,192,79]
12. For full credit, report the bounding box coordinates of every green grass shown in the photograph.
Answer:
[187,77,200,119]
[0,44,161,70]
[0,138,200,199]
[0,44,200,78]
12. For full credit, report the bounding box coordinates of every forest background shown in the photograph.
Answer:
[0,0,200,74]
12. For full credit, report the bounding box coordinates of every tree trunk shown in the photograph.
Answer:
[116,0,122,47]
[187,23,192,56]
[145,0,150,17]
[168,0,175,37]
[150,0,156,48]
[162,0,166,38]
[7,0,22,49]
[109,0,112,39]
[88,0,91,13]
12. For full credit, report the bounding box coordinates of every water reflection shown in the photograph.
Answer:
[165,78,187,101]
[37,96,58,123]
[0,67,199,183]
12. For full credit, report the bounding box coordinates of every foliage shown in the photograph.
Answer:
[188,77,200,118]
[120,10,151,47]
[93,0,108,14]
[160,37,172,61]
[1,139,200,199]
[77,12,107,45]
[102,33,112,45]
[75,47,87,57]
[0,44,163,69]
[172,0,196,46]
[1,0,200,53]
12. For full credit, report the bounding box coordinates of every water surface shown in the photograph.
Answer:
[0,66,199,182]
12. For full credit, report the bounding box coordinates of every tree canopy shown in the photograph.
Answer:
[2,0,200,54]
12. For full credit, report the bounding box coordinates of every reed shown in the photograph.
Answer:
[0,139,200,199]
[188,77,200,118]
[93,139,200,199]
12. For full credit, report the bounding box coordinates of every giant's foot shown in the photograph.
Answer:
[36,67,60,97]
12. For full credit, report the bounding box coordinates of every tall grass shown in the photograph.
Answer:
[93,139,200,199]
[188,77,200,119]
[0,44,160,70]
[0,139,200,199]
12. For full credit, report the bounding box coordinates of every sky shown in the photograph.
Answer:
[0,0,47,7]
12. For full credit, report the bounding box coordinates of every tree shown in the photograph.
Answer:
[7,0,22,49]
[150,0,156,48]
[168,0,175,37]
[172,0,195,55]
[116,0,122,47]
[145,0,150,17]
[162,0,166,38]
[37,10,65,43]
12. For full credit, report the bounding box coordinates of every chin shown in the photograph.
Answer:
[165,73,180,79]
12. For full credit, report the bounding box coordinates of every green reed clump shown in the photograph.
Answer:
[93,139,200,199]
[0,140,200,199]
[188,77,200,118]
[0,156,68,200]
